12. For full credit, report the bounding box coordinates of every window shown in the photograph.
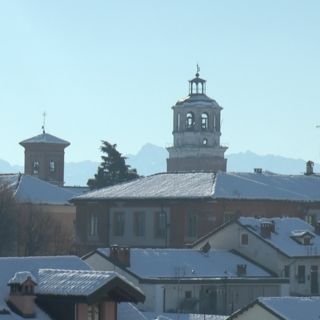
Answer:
[49,161,55,172]
[188,214,196,237]
[154,212,166,238]
[284,265,290,278]
[177,113,180,131]
[114,212,124,237]
[305,215,315,226]
[304,237,311,245]
[185,291,192,299]
[33,161,39,174]
[201,113,208,131]
[134,212,145,237]
[89,214,98,236]
[241,234,249,245]
[88,304,100,320]
[298,265,305,283]
[186,112,195,131]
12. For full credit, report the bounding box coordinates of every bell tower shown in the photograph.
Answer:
[19,126,70,186]
[166,66,227,172]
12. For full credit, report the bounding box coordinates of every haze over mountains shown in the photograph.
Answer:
[1,143,319,186]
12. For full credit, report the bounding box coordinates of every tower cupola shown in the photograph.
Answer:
[166,66,227,173]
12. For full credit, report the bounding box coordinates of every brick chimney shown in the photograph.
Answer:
[260,222,272,238]
[305,160,314,176]
[237,264,247,277]
[254,168,262,174]
[314,222,320,235]
[109,245,130,267]
[7,272,37,318]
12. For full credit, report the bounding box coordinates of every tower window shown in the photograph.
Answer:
[33,161,39,174]
[49,161,55,172]
[186,112,195,131]
[177,113,180,131]
[201,113,208,131]
[89,213,98,236]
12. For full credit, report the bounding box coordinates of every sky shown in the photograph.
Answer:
[1,1,320,166]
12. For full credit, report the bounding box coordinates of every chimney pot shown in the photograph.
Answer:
[254,168,262,174]
[260,222,272,238]
[305,160,314,175]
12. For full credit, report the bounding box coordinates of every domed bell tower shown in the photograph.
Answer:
[166,66,227,172]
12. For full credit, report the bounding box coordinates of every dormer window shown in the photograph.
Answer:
[33,161,39,174]
[49,161,55,172]
[290,230,314,245]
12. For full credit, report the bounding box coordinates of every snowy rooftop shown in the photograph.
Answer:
[38,269,143,296]
[213,171,320,202]
[238,217,320,257]
[8,271,37,285]
[71,173,215,201]
[0,173,77,205]
[97,248,271,279]
[256,297,320,320]
[71,171,320,203]
[144,312,227,320]
[19,133,70,146]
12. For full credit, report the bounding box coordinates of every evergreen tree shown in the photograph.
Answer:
[87,140,139,190]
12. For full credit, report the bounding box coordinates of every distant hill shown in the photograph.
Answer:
[1,144,319,186]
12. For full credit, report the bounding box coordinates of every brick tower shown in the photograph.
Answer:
[19,129,70,186]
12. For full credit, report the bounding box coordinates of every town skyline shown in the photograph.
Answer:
[1,1,320,166]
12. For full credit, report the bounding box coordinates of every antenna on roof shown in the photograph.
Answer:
[42,111,47,134]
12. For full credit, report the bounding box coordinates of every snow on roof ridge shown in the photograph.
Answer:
[8,271,37,285]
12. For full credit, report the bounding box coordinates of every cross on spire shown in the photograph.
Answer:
[196,63,200,77]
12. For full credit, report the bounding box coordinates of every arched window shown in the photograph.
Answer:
[186,112,195,131]
[201,113,208,131]
[177,113,180,131]
[213,114,216,132]
[33,161,39,174]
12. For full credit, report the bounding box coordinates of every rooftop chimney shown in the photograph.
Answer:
[260,222,272,238]
[305,160,314,176]
[254,168,262,174]
[110,245,130,267]
[237,264,247,277]
[7,272,37,318]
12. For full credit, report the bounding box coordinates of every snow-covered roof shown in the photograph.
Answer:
[0,256,91,320]
[118,302,148,320]
[71,172,215,201]
[238,217,320,257]
[8,271,37,285]
[96,248,271,279]
[71,171,320,203]
[38,269,143,297]
[231,297,320,320]
[143,312,227,320]
[0,173,77,205]
[213,171,320,202]
[19,133,70,146]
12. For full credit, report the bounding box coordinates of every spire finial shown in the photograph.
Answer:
[196,63,200,78]
[42,111,47,134]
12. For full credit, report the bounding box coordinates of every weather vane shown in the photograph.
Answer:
[196,63,200,77]
[42,111,47,134]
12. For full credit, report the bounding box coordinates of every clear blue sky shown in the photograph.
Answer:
[1,1,320,166]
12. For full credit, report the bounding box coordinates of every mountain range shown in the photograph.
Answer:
[1,143,319,186]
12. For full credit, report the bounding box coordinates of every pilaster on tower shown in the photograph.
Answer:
[166,66,227,173]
